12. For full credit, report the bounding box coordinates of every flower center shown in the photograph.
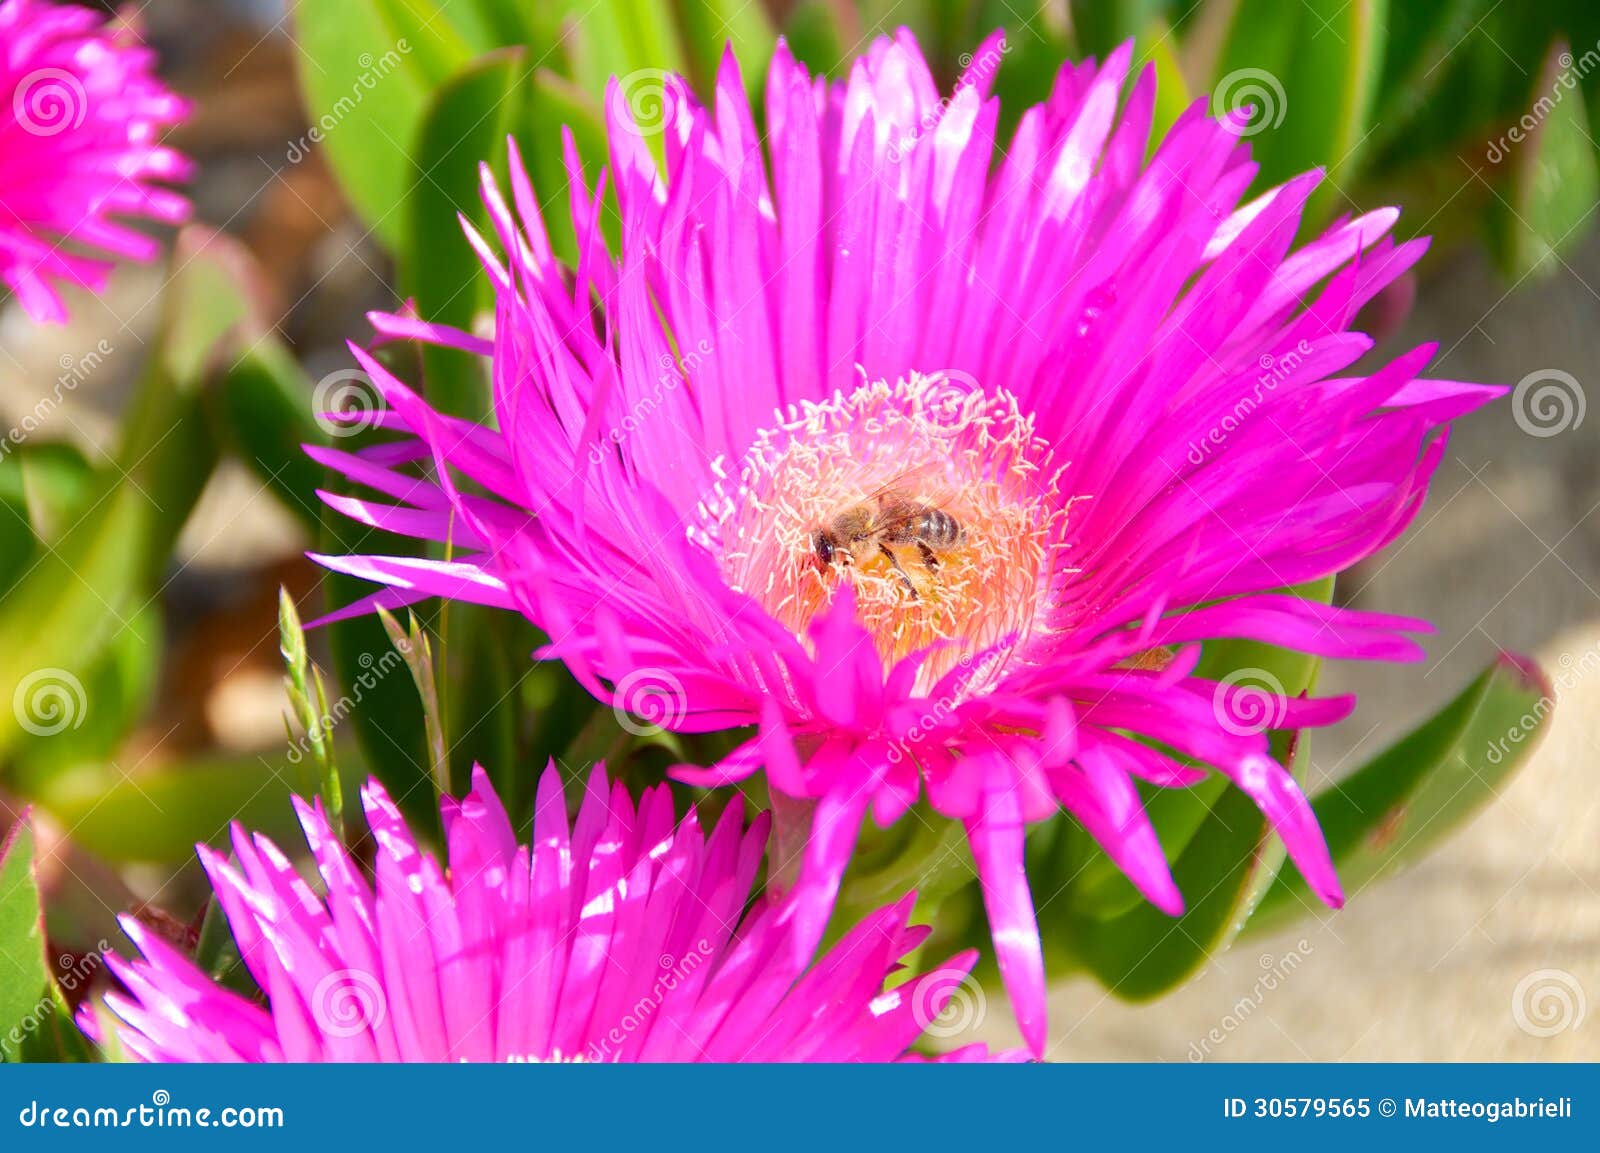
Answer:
[703,374,1066,695]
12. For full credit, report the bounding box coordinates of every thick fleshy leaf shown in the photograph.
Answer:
[0,816,48,1061]
[1062,576,1334,920]
[1070,0,1169,56]
[290,2,437,249]
[676,0,777,98]
[1489,39,1600,281]
[1244,653,1551,935]
[1045,732,1304,1001]
[1367,0,1499,154]
[212,337,328,535]
[8,752,358,865]
[1136,17,1193,145]
[1209,0,1387,213]
[405,49,527,423]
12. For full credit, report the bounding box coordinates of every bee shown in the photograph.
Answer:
[812,479,964,598]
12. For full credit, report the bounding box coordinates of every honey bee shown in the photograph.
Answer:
[812,479,964,598]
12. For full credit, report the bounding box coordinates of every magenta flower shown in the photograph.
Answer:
[311,32,1502,1054]
[0,0,191,323]
[90,765,1008,1062]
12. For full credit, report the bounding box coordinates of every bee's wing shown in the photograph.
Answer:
[857,462,947,515]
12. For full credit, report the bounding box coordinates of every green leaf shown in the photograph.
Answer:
[12,601,163,778]
[404,48,526,422]
[1489,40,1600,281]
[1244,654,1551,936]
[372,0,477,83]
[674,0,777,98]
[1047,732,1303,1001]
[1210,0,1387,215]
[212,337,328,535]
[9,751,360,865]
[1136,18,1196,155]
[1071,0,1171,57]
[0,442,92,598]
[1062,576,1333,920]
[0,815,50,1061]
[290,2,434,249]
[520,73,611,262]
[780,0,849,77]
[1367,0,1497,155]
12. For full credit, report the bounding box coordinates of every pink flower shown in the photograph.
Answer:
[0,0,191,323]
[90,765,1010,1062]
[311,32,1502,1055]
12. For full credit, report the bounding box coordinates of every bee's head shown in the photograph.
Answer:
[812,530,836,568]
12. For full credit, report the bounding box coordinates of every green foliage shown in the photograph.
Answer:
[1245,654,1553,936]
